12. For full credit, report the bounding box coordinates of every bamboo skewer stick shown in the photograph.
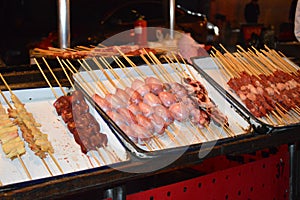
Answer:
[115,47,146,78]
[90,151,101,167]
[176,52,197,81]
[64,60,122,162]
[91,58,117,88]
[264,45,298,73]
[34,59,58,99]
[56,57,75,89]
[112,56,135,83]
[37,58,106,167]
[140,54,166,81]
[98,57,128,88]
[56,62,109,165]
[77,59,109,94]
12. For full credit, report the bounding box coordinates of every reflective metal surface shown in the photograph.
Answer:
[58,0,70,48]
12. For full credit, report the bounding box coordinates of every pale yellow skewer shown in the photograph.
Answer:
[42,57,67,96]
[148,51,173,82]
[140,54,166,81]
[90,57,117,88]
[98,57,128,88]
[34,59,59,98]
[177,52,197,80]
[77,59,109,94]
[111,56,135,83]
[161,55,183,80]
[115,47,146,78]
[90,151,101,167]
[56,57,75,89]
[41,157,53,176]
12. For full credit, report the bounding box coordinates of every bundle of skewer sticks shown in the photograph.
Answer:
[34,57,122,166]
[0,74,63,178]
[37,48,250,152]
[0,95,31,179]
[31,46,92,59]
[210,44,300,126]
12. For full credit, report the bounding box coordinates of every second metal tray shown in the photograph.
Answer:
[73,58,254,158]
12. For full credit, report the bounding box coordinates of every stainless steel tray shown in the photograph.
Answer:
[192,56,300,132]
[0,87,129,187]
[73,60,253,158]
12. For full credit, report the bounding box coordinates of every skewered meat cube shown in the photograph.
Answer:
[116,107,138,125]
[53,95,71,115]
[106,110,128,126]
[145,77,164,95]
[92,94,112,112]
[115,88,131,105]
[136,114,155,133]
[125,87,143,105]
[132,79,151,96]
[158,91,177,107]
[127,104,142,115]
[119,124,138,143]
[105,93,127,109]
[170,82,188,100]
[143,93,162,107]
[169,102,189,122]
[138,102,154,117]
[148,113,166,135]
[154,105,174,126]
[131,124,152,144]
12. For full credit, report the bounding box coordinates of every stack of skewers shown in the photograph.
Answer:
[210,45,300,127]
[0,66,127,186]
[46,47,251,152]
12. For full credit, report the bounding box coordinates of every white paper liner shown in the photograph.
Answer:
[0,87,129,186]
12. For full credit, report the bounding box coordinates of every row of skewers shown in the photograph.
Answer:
[0,45,250,186]
[0,65,124,185]
[30,45,160,60]
[56,47,249,151]
[210,45,300,126]
[0,74,61,180]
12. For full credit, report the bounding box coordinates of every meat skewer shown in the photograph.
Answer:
[161,55,233,138]
[77,57,172,148]
[0,74,60,176]
[56,57,122,163]
[0,91,31,179]
[211,45,300,126]
[115,50,230,141]
[73,46,245,150]
[147,51,234,138]
[120,51,229,140]
[36,57,120,165]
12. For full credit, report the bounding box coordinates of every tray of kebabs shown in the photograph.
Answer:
[0,76,129,187]
[191,45,300,132]
[71,52,253,158]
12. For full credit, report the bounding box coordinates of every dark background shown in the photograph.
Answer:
[0,0,211,66]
